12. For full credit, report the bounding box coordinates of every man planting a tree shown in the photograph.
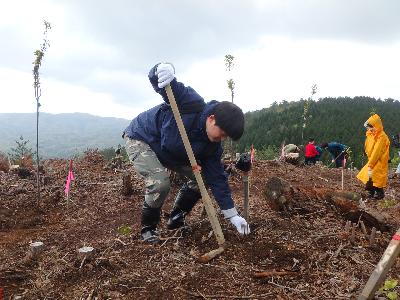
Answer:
[123,62,250,243]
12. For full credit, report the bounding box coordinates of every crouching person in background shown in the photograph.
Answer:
[391,133,400,178]
[123,62,250,243]
[320,142,349,168]
[281,144,301,165]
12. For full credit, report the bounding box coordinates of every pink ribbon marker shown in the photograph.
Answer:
[250,144,255,164]
[64,160,74,195]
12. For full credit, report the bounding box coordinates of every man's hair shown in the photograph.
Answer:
[213,101,244,141]
[320,142,328,148]
[308,138,315,142]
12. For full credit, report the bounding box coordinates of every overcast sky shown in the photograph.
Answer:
[1,0,400,120]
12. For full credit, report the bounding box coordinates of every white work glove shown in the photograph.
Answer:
[367,167,372,178]
[230,215,250,235]
[156,63,175,88]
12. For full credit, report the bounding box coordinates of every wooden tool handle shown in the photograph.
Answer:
[165,84,225,247]
[358,227,400,300]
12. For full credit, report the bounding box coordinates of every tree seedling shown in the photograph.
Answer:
[117,225,132,236]
[378,278,398,300]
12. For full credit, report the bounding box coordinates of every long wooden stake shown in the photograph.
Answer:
[358,228,400,300]
[243,172,249,220]
[165,85,226,251]
[360,221,367,236]
[341,168,344,190]
[369,227,377,246]
[350,223,356,244]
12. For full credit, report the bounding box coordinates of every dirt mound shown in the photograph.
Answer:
[1,154,399,299]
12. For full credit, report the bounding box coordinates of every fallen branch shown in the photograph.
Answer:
[310,232,340,239]
[318,176,329,182]
[268,278,306,293]
[254,270,298,278]
[177,287,273,299]
[329,242,348,260]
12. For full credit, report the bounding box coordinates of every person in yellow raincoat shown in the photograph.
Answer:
[356,114,390,199]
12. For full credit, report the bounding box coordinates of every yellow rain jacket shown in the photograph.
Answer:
[356,114,390,188]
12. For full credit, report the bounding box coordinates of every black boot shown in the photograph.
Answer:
[167,184,201,230]
[140,202,161,243]
[374,188,385,200]
[367,189,375,199]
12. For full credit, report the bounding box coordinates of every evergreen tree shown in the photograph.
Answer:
[238,96,400,168]
[8,136,33,164]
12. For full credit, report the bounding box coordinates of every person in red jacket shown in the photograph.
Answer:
[305,138,319,165]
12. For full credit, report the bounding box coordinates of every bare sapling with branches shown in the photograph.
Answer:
[301,84,317,142]
[224,54,236,158]
[32,20,51,204]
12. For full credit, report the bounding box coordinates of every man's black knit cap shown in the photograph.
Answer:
[213,101,244,141]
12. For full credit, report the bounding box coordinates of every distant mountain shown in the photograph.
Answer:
[3,97,399,163]
[0,113,131,158]
[237,96,400,167]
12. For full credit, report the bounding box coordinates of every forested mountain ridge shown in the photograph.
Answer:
[0,113,130,158]
[237,96,400,167]
[1,97,399,163]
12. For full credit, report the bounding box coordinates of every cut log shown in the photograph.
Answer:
[263,179,391,232]
[330,190,361,201]
[318,189,390,232]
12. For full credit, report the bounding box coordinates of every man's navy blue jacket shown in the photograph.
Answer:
[124,64,237,217]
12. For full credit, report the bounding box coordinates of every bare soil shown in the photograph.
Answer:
[1,151,400,299]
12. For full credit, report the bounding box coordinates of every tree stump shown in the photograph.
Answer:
[121,172,133,196]
[29,241,44,259]
[77,246,95,261]
[263,177,294,211]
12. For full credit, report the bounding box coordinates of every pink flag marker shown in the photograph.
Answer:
[250,144,255,164]
[64,160,74,196]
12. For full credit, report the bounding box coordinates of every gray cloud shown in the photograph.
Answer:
[2,0,400,110]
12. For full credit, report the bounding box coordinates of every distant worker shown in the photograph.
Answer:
[391,133,400,178]
[315,145,323,162]
[281,143,300,165]
[320,142,349,168]
[304,138,319,165]
[111,144,123,169]
[115,145,122,156]
[357,114,390,200]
